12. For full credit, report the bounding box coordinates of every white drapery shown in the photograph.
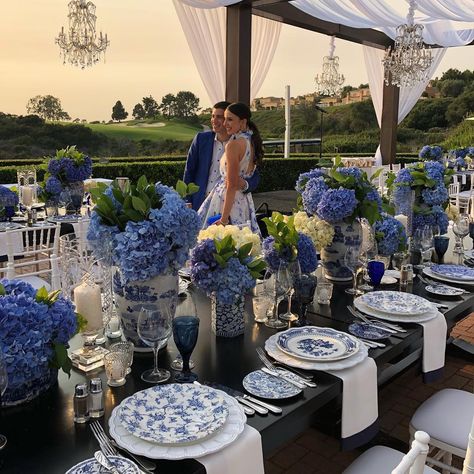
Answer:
[363,45,446,165]
[173,0,281,105]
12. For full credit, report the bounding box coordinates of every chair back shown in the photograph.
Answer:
[392,431,430,474]
[391,163,401,172]
[463,416,474,474]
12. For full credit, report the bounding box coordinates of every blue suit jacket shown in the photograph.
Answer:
[183,131,261,211]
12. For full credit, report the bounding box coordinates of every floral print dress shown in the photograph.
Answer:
[198,130,260,234]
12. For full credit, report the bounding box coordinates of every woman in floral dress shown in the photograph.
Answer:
[198,102,263,234]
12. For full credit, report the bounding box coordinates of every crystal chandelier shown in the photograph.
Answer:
[56,0,110,69]
[382,0,432,87]
[315,36,345,96]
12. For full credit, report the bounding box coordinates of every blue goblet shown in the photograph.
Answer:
[172,316,199,383]
[293,273,317,327]
[367,260,385,286]
[434,236,450,264]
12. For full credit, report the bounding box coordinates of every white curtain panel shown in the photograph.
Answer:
[416,0,474,22]
[173,0,282,104]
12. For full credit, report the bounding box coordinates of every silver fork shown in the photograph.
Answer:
[90,421,155,473]
[347,305,404,333]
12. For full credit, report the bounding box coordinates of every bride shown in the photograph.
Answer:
[198,102,263,234]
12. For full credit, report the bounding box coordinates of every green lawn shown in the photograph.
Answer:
[83,120,201,141]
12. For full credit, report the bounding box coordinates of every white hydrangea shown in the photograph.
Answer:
[292,211,334,251]
[198,224,261,256]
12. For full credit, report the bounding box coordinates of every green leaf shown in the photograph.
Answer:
[75,312,88,335]
[51,342,72,377]
[220,250,235,261]
[238,242,253,259]
[175,179,187,198]
[0,284,5,296]
[35,286,49,304]
[370,168,383,182]
[112,187,125,205]
[214,253,227,268]
[123,208,143,222]
[137,175,148,192]
[131,196,147,214]
[187,183,200,196]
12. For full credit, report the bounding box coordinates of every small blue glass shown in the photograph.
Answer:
[434,236,450,264]
[367,260,385,286]
[172,316,199,383]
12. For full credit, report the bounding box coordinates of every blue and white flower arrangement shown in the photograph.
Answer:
[87,177,201,284]
[0,280,80,405]
[391,161,452,235]
[44,145,92,198]
[374,213,407,256]
[419,145,443,161]
[190,227,266,304]
[262,212,318,273]
[0,185,19,220]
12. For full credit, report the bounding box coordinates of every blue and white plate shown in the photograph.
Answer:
[47,214,81,223]
[359,291,434,316]
[425,284,464,297]
[119,384,229,445]
[66,456,139,474]
[430,264,474,281]
[243,369,302,399]
[348,322,392,341]
[276,327,360,361]
[0,222,24,232]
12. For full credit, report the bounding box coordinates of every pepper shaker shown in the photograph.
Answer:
[89,378,104,418]
[73,383,90,423]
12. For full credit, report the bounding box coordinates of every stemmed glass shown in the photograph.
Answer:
[344,246,364,295]
[453,214,470,265]
[419,226,434,268]
[359,218,377,292]
[58,190,72,216]
[279,260,301,322]
[293,273,317,326]
[264,265,289,329]
[0,350,8,450]
[137,301,172,384]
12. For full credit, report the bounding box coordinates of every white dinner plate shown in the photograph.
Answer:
[359,291,434,316]
[423,267,474,287]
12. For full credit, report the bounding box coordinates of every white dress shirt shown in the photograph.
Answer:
[205,135,227,194]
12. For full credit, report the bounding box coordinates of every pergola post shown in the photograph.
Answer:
[226,3,252,104]
[380,76,399,165]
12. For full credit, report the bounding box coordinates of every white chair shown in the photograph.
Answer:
[409,388,474,474]
[449,182,461,208]
[391,163,401,172]
[343,431,436,474]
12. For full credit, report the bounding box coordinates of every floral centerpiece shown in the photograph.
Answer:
[391,161,451,235]
[374,213,408,256]
[419,145,443,162]
[0,280,80,405]
[0,186,18,221]
[190,225,266,337]
[262,212,318,274]
[295,161,382,280]
[87,176,201,348]
[292,211,334,252]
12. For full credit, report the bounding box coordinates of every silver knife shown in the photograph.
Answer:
[274,367,317,388]
[242,394,282,414]
[347,306,399,333]
[261,367,306,389]
[235,396,268,415]
[94,451,120,474]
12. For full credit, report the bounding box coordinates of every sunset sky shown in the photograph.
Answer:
[0,0,472,121]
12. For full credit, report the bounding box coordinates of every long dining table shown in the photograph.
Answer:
[1,274,473,474]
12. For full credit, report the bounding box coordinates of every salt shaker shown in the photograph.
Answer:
[73,383,90,423]
[89,378,104,418]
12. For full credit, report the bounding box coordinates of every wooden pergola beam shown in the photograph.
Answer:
[380,76,399,165]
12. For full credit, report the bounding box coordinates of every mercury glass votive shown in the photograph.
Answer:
[109,341,134,375]
[104,352,127,387]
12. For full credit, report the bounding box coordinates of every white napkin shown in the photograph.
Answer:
[199,425,264,474]
[327,357,378,447]
[419,310,447,381]
[462,174,467,185]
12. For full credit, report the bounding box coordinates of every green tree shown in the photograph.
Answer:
[111,100,128,122]
[446,86,474,125]
[132,103,145,120]
[160,93,177,118]
[26,95,70,121]
[340,85,355,98]
[403,98,450,130]
[142,95,160,119]
[440,79,465,98]
[175,91,200,119]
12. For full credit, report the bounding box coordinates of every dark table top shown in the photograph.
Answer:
[1,277,472,474]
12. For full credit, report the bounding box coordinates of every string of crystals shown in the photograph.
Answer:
[56,0,110,69]
[382,0,432,87]
[315,36,345,96]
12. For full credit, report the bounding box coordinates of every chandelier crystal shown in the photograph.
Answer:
[382,0,432,87]
[56,0,110,69]
[315,36,345,97]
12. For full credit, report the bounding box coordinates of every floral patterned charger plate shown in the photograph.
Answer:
[359,291,433,316]
[243,369,302,399]
[66,456,139,474]
[276,327,360,362]
[118,384,229,445]
[430,264,474,281]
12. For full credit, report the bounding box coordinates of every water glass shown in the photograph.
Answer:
[344,246,363,295]
[109,341,134,375]
[265,262,291,329]
[453,214,470,264]
[171,293,196,372]
[316,281,333,305]
[252,295,273,323]
[45,200,58,217]
[104,352,127,387]
[279,260,301,322]
[392,251,409,271]
[367,260,385,286]
[293,273,317,326]
[172,316,199,383]
[434,236,450,264]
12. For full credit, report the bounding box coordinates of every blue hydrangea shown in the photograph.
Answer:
[432,205,449,234]
[297,233,318,273]
[301,177,328,215]
[424,161,445,183]
[374,214,407,256]
[0,186,19,207]
[421,185,448,206]
[47,154,92,184]
[45,176,63,196]
[419,145,443,161]
[394,168,414,185]
[336,167,363,181]
[449,148,468,159]
[316,188,357,223]
[87,183,201,284]
[295,169,326,193]
[366,188,383,212]
[456,156,467,169]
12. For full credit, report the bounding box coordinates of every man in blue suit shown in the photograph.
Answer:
[183,101,260,211]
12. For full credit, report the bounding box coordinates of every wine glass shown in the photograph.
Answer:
[359,219,377,291]
[264,264,289,329]
[58,190,72,216]
[137,302,172,384]
[344,246,363,295]
[293,273,317,326]
[279,260,301,322]
[419,225,434,268]
[453,214,470,265]
[0,350,8,450]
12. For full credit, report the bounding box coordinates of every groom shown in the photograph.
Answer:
[183,101,260,211]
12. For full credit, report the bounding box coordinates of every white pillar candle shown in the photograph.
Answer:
[74,281,103,332]
[395,214,408,233]
[21,186,33,206]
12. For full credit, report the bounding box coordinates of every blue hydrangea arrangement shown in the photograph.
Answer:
[0,186,19,220]
[374,213,407,256]
[190,233,266,304]
[0,280,79,405]
[87,176,201,284]
[419,145,443,161]
[296,159,382,225]
[44,145,93,197]
[391,161,452,234]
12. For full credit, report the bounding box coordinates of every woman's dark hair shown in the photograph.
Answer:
[227,102,264,166]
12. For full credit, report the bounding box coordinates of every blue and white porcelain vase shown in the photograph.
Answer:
[320,220,361,281]
[210,294,245,337]
[114,272,178,351]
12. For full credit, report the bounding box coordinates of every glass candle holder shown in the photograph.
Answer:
[316,282,333,305]
[104,352,127,387]
[109,341,134,375]
[252,295,273,323]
